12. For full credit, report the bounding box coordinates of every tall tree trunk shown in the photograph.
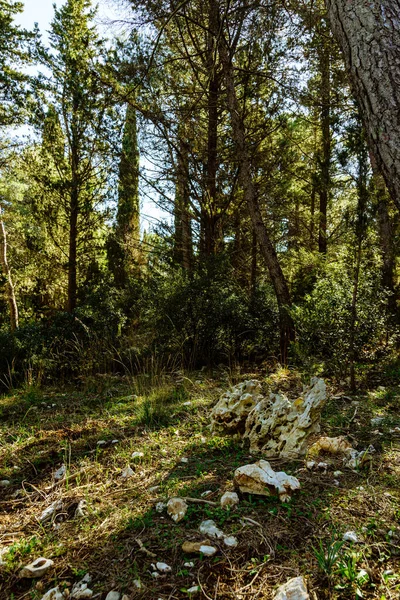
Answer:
[218,32,295,363]
[318,27,331,254]
[0,214,19,331]
[174,136,193,271]
[201,0,220,257]
[250,229,257,302]
[326,0,400,210]
[67,186,78,313]
[115,103,141,285]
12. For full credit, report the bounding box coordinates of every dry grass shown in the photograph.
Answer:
[0,371,399,599]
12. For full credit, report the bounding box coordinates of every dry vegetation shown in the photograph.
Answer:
[0,369,400,599]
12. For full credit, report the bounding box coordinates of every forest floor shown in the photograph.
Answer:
[0,367,400,600]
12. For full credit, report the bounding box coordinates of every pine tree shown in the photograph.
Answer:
[38,0,116,312]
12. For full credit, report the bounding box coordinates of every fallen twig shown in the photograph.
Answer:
[136,538,157,558]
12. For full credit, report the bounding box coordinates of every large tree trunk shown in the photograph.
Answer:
[218,33,295,363]
[174,136,193,271]
[375,174,397,319]
[318,26,331,254]
[0,215,19,331]
[326,0,400,210]
[200,0,220,257]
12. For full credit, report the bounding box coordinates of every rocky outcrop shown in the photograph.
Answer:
[210,380,262,435]
[234,460,300,502]
[244,378,326,457]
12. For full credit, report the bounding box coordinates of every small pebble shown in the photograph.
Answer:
[343,531,359,543]
[131,452,144,460]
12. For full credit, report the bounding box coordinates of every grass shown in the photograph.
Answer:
[0,370,399,599]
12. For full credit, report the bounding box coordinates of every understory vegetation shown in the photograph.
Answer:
[1,369,400,599]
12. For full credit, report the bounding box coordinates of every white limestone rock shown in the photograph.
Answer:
[105,592,121,600]
[131,452,144,460]
[223,536,238,547]
[187,585,200,594]
[156,562,172,573]
[210,380,262,435]
[308,436,353,458]
[0,479,11,487]
[54,465,66,480]
[71,574,93,599]
[273,576,310,600]
[199,520,224,539]
[343,531,359,543]
[234,460,300,502]
[121,466,134,478]
[75,500,87,518]
[39,500,63,523]
[20,557,54,578]
[244,378,326,458]
[41,587,66,600]
[156,502,167,513]
[344,446,375,469]
[167,497,188,523]
[182,540,217,556]
[220,491,239,509]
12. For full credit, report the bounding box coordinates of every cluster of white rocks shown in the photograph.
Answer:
[211,377,327,458]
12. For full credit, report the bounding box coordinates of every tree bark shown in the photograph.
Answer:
[174,136,193,271]
[318,28,331,254]
[326,0,400,210]
[218,34,295,362]
[0,214,19,331]
[201,0,221,257]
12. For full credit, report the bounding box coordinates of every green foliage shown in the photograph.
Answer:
[0,0,36,127]
[312,534,345,576]
[292,253,389,377]
[140,255,279,367]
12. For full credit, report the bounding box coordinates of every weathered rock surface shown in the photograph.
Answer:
[39,500,63,523]
[210,380,262,435]
[234,460,300,502]
[343,531,359,543]
[199,520,224,539]
[75,500,87,518]
[131,452,144,460]
[244,378,326,457]
[308,436,352,457]
[54,465,66,480]
[71,574,93,599]
[223,535,238,547]
[41,587,66,600]
[156,562,172,572]
[273,576,310,600]
[182,540,217,556]
[167,497,188,523]
[220,491,239,509]
[308,437,375,469]
[105,592,120,600]
[20,557,54,578]
[121,466,134,478]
